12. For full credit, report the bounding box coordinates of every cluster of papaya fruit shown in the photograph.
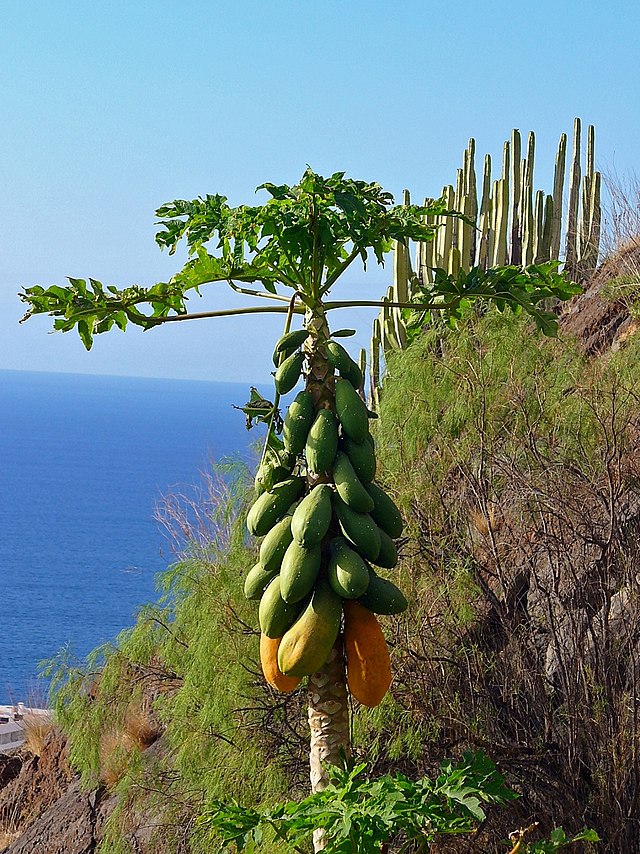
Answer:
[244,328,407,707]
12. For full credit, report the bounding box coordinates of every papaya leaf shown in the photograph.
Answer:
[198,753,519,852]
[405,263,581,338]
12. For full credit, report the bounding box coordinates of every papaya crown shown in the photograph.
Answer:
[19,166,579,349]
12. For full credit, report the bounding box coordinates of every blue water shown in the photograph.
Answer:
[0,370,261,704]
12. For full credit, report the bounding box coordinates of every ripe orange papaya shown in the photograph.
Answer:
[259,634,302,693]
[343,600,391,707]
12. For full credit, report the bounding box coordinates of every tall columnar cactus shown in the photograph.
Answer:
[565,117,583,279]
[491,141,510,266]
[476,153,492,269]
[510,129,523,265]
[551,132,568,260]
[577,125,601,280]
[521,131,536,266]
[411,120,599,284]
[369,120,601,407]
[438,185,455,270]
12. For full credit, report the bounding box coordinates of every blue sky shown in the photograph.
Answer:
[1,0,638,383]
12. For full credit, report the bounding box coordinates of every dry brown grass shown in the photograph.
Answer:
[99,728,138,789]
[0,829,20,848]
[600,171,640,308]
[602,170,640,256]
[21,711,54,758]
[123,703,160,750]
[468,502,502,537]
[0,803,22,849]
[98,702,159,789]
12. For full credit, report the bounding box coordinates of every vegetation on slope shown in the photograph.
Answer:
[48,468,308,853]
[43,308,640,851]
[368,311,640,851]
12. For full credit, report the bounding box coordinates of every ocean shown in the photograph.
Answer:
[0,370,262,705]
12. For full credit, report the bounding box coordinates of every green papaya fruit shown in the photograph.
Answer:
[366,482,404,539]
[305,409,338,474]
[277,577,342,677]
[342,435,376,484]
[327,537,370,599]
[335,378,368,443]
[254,453,293,495]
[247,477,305,537]
[280,540,322,603]
[332,328,356,338]
[275,351,305,395]
[272,329,310,367]
[244,562,279,601]
[358,570,408,615]
[332,493,381,562]
[332,451,374,513]
[259,515,294,574]
[326,341,363,390]
[283,391,315,456]
[342,360,363,391]
[371,528,398,569]
[291,484,333,547]
[259,576,305,638]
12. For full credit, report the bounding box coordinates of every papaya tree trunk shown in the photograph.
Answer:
[308,640,350,851]
[308,640,350,789]
[304,302,352,852]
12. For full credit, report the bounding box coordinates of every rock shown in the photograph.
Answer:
[0,728,73,834]
[561,239,640,354]
[0,755,22,791]
[3,780,97,854]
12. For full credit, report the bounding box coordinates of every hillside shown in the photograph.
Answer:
[1,265,639,853]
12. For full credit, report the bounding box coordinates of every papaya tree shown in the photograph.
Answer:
[19,168,577,851]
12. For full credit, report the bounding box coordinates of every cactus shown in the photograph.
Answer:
[509,129,522,264]
[540,194,554,264]
[448,246,461,277]
[458,188,475,271]
[453,167,464,251]
[369,120,601,409]
[551,133,567,260]
[491,141,510,266]
[437,185,455,268]
[565,118,582,279]
[532,190,544,263]
[521,132,536,266]
[475,154,492,269]
[577,125,600,280]
[580,169,601,280]
[462,137,478,269]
